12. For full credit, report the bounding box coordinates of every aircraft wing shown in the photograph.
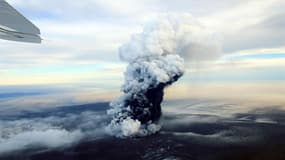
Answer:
[0,0,41,43]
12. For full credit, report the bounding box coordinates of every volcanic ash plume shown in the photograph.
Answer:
[107,54,184,137]
[107,14,217,137]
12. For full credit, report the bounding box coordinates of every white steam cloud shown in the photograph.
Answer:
[107,13,218,137]
[0,111,108,154]
[119,13,221,62]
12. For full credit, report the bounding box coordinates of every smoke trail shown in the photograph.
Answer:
[107,14,219,137]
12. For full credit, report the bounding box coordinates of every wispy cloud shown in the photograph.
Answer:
[201,0,285,53]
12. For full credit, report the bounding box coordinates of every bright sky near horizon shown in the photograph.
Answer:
[0,0,284,104]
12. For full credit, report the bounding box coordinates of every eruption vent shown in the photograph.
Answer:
[107,14,219,137]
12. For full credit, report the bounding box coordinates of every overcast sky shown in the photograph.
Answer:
[0,0,284,87]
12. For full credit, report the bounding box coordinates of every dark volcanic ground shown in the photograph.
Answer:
[1,101,285,160]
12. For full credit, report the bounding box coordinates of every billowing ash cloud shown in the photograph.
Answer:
[107,55,184,137]
[107,14,218,137]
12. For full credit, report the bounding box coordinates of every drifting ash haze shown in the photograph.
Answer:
[107,14,220,137]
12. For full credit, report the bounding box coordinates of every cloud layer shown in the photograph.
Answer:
[0,109,109,154]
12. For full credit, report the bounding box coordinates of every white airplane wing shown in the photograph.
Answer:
[0,0,41,43]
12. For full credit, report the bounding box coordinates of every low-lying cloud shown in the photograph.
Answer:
[0,110,109,154]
